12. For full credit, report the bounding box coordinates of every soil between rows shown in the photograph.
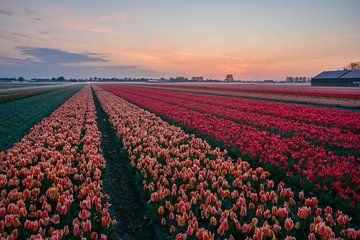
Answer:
[92,88,163,240]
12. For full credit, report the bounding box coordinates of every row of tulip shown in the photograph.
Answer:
[100,85,360,217]
[94,87,359,239]
[108,86,360,153]
[136,84,360,108]
[132,86,360,134]
[143,84,360,99]
[0,86,114,239]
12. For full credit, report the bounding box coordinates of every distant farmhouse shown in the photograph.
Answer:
[312,70,360,87]
[225,74,234,82]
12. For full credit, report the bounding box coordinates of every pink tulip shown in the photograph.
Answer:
[73,223,80,236]
[84,219,92,232]
[284,218,294,232]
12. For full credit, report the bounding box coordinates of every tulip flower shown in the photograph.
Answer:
[284,218,294,232]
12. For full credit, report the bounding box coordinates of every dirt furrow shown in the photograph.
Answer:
[92,88,160,240]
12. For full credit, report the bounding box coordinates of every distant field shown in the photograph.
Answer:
[0,83,51,89]
[0,83,53,89]
[132,83,360,108]
[0,82,73,95]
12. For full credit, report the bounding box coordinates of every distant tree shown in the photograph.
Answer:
[17,77,25,82]
[344,61,360,70]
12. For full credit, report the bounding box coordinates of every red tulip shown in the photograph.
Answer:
[284,218,294,232]
[73,223,80,236]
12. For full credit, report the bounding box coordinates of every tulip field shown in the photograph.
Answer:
[0,86,113,239]
[0,85,83,151]
[1,83,360,239]
[133,83,360,108]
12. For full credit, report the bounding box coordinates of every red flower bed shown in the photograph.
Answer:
[136,86,360,133]
[99,85,360,216]
[109,86,360,151]
[134,84,360,108]
[94,87,359,239]
[139,83,360,99]
[0,86,114,239]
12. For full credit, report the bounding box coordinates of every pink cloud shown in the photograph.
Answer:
[62,21,114,33]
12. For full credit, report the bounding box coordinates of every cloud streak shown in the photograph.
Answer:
[0,61,159,78]
[12,32,43,41]
[0,46,159,78]
[16,47,108,64]
[0,9,13,16]
[23,8,36,15]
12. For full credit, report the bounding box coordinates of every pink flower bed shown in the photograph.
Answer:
[100,85,360,215]
[95,87,359,239]
[0,86,114,239]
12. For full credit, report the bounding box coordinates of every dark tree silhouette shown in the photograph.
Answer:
[344,61,360,70]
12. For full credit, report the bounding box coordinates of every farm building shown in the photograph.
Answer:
[312,70,360,87]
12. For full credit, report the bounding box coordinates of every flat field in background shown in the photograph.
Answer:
[132,82,360,108]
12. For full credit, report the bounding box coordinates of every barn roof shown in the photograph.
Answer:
[313,70,350,79]
[340,70,360,79]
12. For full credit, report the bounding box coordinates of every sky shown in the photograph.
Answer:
[0,0,359,80]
